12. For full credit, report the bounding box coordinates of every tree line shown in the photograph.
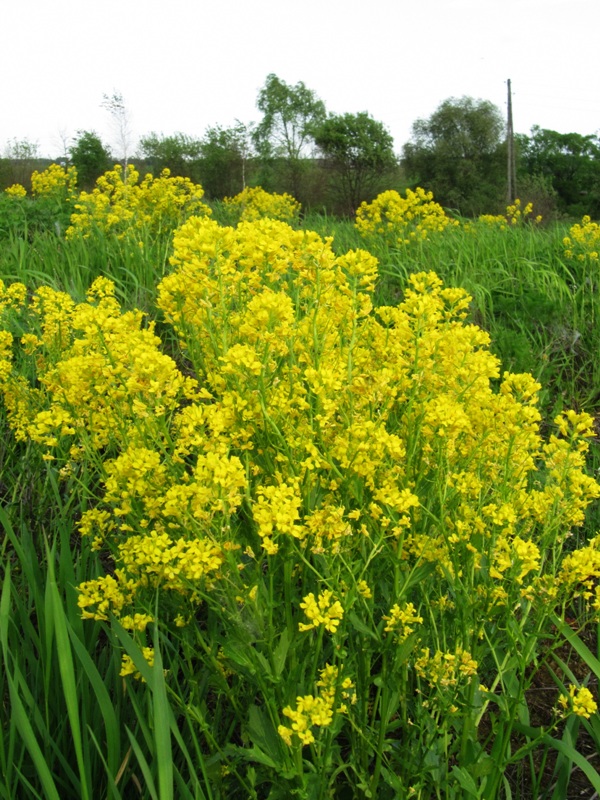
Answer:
[2,75,600,219]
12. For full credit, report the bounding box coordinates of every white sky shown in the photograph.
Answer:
[2,0,598,159]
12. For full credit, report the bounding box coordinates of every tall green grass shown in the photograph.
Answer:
[0,427,217,798]
[0,228,173,311]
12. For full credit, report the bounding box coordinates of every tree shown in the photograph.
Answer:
[54,128,71,163]
[102,91,134,169]
[402,96,505,215]
[254,74,326,198]
[3,138,40,187]
[313,112,397,215]
[199,123,254,199]
[69,131,111,190]
[517,126,600,217]
[138,132,202,179]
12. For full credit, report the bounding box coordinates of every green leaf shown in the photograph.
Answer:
[0,566,61,800]
[469,755,495,779]
[380,765,405,793]
[347,611,379,641]
[550,713,580,800]
[551,614,600,678]
[451,766,480,797]
[150,626,173,800]
[67,627,121,777]
[272,629,290,679]
[237,745,278,770]
[247,706,285,769]
[544,730,600,793]
[47,548,91,800]
[221,641,256,675]
[514,722,600,793]
[126,727,158,800]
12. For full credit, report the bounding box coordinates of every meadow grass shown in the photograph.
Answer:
[2,184,600,798]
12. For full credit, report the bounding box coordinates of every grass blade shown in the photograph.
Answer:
[0,565,61,800]
[46,543,91,800]
[126,727,158,800]
[67,625,122,778]
[150,625,173,800]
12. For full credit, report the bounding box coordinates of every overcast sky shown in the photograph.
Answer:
[2,0,598,159]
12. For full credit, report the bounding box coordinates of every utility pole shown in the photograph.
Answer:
[506,79,517,203]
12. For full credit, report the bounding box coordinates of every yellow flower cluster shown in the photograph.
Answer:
[558,534,600,609]
[9,279,196,451]
[563,215,600,262]
[559,684,598,718]
[4,184,26,198]
[155,218,600,603]
[415,646,478,688]
[278,664,353,746]
[0,276,246,626]
[383,602,423,641]
[223,185,301,224]
[253,481,304,555]
[0,279,27,316]
[299,590,344,633]
[478,198,541,230]
[66,165,211,239]
[119,646,155,682]
[355,188,458,246]
[1,212,599,697]
[31,163,78,201]
[488,535,540,584]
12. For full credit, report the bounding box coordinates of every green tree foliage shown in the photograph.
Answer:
[402,96,506,215]
[198,123,253,200]
[313,112,397,215]
[137,132,202,180]
[517,126,600,217]
[69,131,112,190]
[254,73,326,198]
[3,138,40,188]
[0,156,9,190]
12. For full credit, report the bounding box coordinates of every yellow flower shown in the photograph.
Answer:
[66,165,210,239]
[279,664,352,747]
[5,184,26,198]
[299,590,344,633]
[563,215,600,262]
[224,185,301,224]
[383,602,423,640]
[559,685,598,718]
[356,188,457,246]
[31,163,78,201]
[119,647,155,681]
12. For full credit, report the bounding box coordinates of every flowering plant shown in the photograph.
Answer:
[563,215,600,263]
[356,187,458,246]
[0,217,598,797]
[67,165,211,239]
[223,185,301,224]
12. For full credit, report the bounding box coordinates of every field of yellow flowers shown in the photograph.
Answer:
[2,165,600,799]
